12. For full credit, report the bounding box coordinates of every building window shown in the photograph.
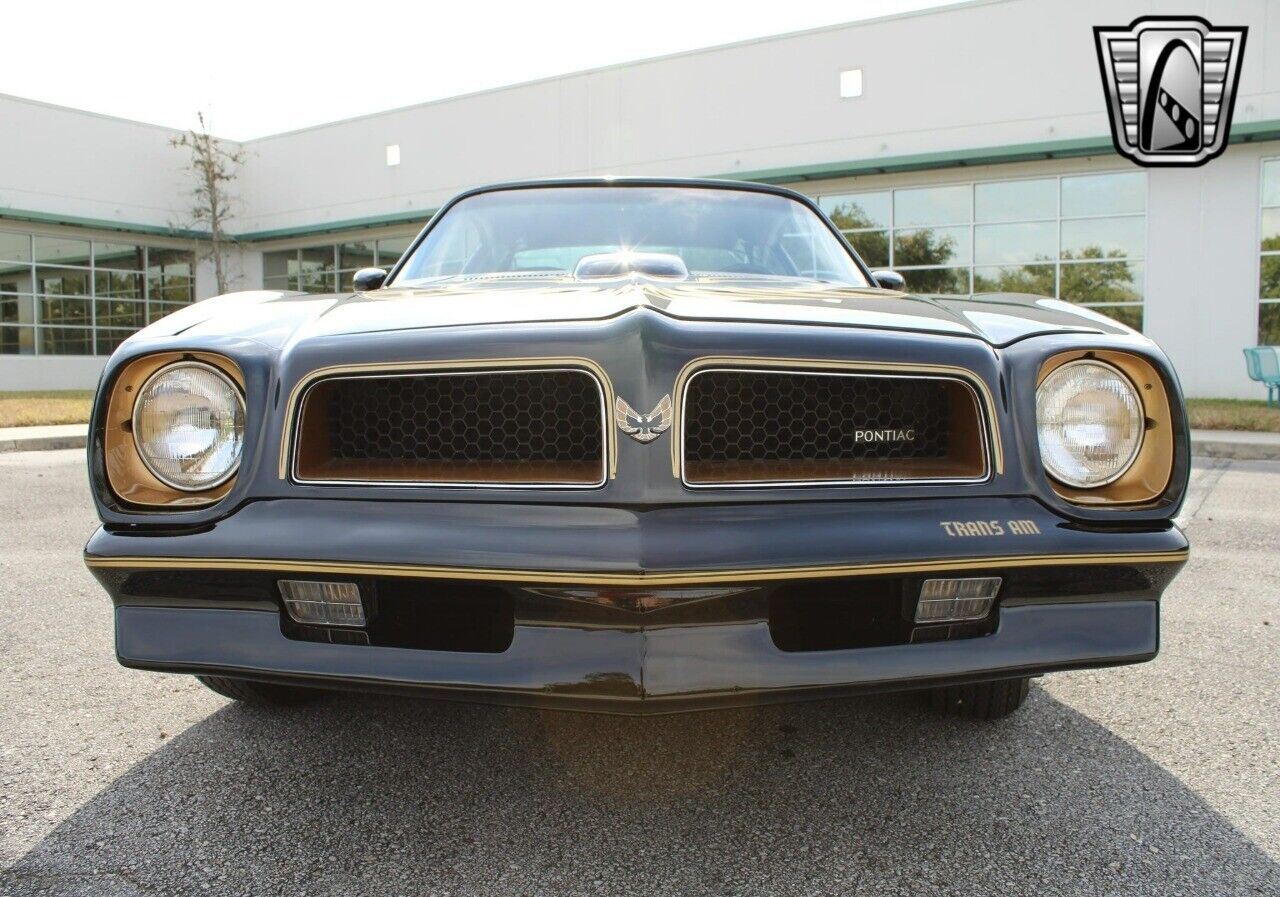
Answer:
[0,228,193,356]
[263,235,415,294]
[1259,159,1280,344]
[839,68,863,98]
[818,171,1147,330]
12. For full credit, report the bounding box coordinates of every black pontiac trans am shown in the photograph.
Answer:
[84,179,1190,719]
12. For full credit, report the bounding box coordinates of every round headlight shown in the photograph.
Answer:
[1036,360,1144,489]
[132,361,245,491]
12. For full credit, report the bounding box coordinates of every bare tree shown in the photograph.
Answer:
[170,113,245,294]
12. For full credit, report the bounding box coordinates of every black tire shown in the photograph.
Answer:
[196,675,322,705]
[927,677,1031,720]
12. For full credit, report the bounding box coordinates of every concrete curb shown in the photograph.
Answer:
[1190,431,1280,461]
[0,434,87,452]
[0,425,89,454]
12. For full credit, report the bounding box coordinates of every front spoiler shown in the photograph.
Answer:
[114,601,1158,714]
[89,496,1185,713]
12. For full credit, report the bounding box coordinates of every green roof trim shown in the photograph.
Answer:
[234,208,437,243]
[0,206,205,240]
[725,135,1116,183]
[725,119,1280,184]
[1228,119,1280,143]
[725,121,1280,184]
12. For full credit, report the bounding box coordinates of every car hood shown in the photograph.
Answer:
[132,278,1131,351]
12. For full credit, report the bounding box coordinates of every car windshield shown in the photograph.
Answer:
[391,186,870,287]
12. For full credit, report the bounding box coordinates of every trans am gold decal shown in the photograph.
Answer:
[940,519,1042,537]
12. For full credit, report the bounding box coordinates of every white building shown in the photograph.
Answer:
[2,0,1278,396]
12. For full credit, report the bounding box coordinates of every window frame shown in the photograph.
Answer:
[0,228,194,357]
[263,236,417,294]
[1258,156,1280,345]
[817,170,1148,328]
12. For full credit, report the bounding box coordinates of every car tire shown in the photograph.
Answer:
[926,677,1031,719]
[196,675,322,705]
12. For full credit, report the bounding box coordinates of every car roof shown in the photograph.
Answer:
[443,177,818,206]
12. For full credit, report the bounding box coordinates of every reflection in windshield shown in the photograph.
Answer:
[392,186,869,287]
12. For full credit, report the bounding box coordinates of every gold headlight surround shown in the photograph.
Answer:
[1036,350,1174,506]
[103,352,246,508]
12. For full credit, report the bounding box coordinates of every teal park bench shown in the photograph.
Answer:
[1243,346,1280,406]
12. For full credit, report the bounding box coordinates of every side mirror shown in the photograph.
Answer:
[352,267,387,292]
[871,269,906,291]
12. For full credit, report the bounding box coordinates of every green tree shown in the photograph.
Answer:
[892,228,956,268]
[1059,247,1138,303]
[846,230,890,268]
[825,204,889,268]
[824,202,963,289]
[1259,236,1280,301]
[973,263,1055,297]
[891,228,964,293]
[171,113,246,295]
[1256,237,1279,343]
[825,204,877,231]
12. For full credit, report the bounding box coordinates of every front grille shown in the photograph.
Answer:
[682,368,988,486]
[293,368,606,486]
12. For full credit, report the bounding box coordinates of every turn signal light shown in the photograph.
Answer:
[279,580,366,627]
[914,577,1002,623]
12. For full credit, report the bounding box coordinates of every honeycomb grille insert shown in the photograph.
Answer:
[294,368,606,486]
[682,368,988,486]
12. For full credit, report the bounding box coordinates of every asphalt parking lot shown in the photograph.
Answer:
[0,449,1276,897]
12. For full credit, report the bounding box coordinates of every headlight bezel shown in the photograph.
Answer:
[131,360,246,492]
[1034,349,1176,507]
[1036,358,1145,489]
[101,351,247,509]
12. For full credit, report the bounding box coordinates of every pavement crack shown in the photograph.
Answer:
[1180,458,1232,524]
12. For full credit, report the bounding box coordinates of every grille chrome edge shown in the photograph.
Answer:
[679,366,993,489]
[290,366,610,489]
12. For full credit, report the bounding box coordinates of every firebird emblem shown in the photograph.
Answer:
[615,394,673,444]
